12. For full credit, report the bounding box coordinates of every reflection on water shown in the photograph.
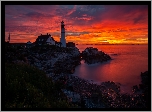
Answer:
[73,45,148,94]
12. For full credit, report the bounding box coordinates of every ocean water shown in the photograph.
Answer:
[72,45,148,94]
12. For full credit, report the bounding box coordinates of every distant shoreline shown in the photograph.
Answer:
[76,44,148,45]
[6,42,148,45]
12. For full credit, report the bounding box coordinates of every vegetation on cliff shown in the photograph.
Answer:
[5,63,77,108]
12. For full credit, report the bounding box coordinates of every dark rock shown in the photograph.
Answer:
[82,47,111,64]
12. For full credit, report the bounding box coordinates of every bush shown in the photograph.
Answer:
[5,63,76,108]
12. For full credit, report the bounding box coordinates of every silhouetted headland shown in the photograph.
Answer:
[5,42,149,108]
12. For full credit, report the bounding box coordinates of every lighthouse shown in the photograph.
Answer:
[60,21,66,47]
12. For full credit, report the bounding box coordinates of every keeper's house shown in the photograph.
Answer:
[35,33,55,45]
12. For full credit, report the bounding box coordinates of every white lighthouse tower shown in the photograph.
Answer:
[60,21,66,47]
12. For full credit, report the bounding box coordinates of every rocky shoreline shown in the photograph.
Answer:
[81,47,111,64]
[6,45,81,74]
[5,44,149,108]
[48,71,149,108]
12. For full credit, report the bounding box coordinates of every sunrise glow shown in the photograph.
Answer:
[5,5,148,44]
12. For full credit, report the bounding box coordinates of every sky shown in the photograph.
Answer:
[5,5,148,44]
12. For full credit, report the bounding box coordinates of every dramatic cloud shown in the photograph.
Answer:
[5,5,148,44]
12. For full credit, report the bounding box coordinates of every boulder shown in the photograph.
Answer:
[82,47,111,64]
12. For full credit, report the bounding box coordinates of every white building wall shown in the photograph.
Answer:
[60,32,66,47]
[46,36,55,45]
[60,23,66,47]
[52,38,55,45]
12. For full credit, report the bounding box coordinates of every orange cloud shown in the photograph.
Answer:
[5,5,148,44]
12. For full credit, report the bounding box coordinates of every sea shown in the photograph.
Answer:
[72,45,148,94]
